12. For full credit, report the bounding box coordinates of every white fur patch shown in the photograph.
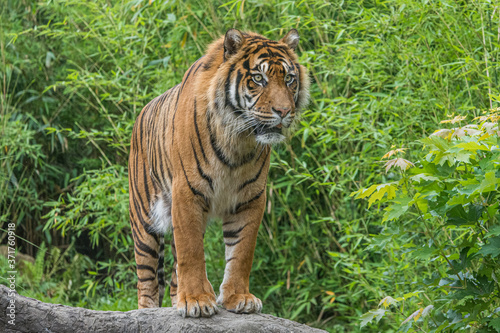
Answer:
[256,133,285,145]
[149,195,172,234]
[259,62,269,73]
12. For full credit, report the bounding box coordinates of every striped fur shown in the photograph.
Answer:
[128,29,310,317]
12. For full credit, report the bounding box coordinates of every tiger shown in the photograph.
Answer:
[128,28,310,317]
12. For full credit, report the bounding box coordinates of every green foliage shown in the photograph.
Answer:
[353,112,500,331]
[1,0,500,332]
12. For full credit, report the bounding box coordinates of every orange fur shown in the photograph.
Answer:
[128,29,310,317]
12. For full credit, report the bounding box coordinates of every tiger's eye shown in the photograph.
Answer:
[253,74,263,82]
[285,74,294,83]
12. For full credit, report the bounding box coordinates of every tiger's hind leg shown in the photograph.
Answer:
[129,160,164,308]
[169,236,178,306]
[158,236,165,306]
[150,194,171,307]
[130,207,162,308]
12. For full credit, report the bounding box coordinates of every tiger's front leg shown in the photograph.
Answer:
[171,185,219,317]
[218,194,265,313]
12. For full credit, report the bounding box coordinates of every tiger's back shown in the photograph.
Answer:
[129,29,309,316]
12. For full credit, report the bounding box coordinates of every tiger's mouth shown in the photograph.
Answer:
[254,124,285,145]
[255,124,282,135]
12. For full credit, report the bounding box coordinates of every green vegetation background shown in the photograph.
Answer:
[1,0,499,332]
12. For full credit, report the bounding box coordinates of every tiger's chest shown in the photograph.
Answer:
[180,130,271,220]
[204,160,268,220]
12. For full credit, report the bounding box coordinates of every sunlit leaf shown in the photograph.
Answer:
[378,296,398,309]
[360,309,387,327]
[382,148,407,159]
[401,308,423,325]
[384,158,415,172]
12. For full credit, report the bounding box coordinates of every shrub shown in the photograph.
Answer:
[353,111,500,332]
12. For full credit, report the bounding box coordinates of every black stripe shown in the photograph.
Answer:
[206,111,256,168]
[146,97,161,130]
[238,149,269,191]
[142,160,151,204]
[138,276,156,282]
[170,281,178,288]
[179,154,209,205]
[134,114,151,216]
[137,264,156,274]
[171,86,182,144]
[158,276,165,286]
[192,58,205,77]
[232,189,264,214]
[225,238,243,246]
[139,106,147,148]
[166,163,172,181]
[131,227,159,258]
[223,224,247,238]
[226,257,236,262]
[206,111,234,167]
[152,92,169,186]
[234,70,244,109]
[242,59,250,70]
[203,53,217,70]
[158,238,165,287]
[134,244,147,257]
[191,139,213,191]
[255,146,267,162]
[130,193,157,240]
[156,139,166,185]
[250,93,263,109]
[130,141,155,240]
[252,43,266,53]
[180,58,200,92]
[130,188,159,241]
[193,98,208,163]
[267,45,276,57]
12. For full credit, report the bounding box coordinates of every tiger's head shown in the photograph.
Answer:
[206,29,310,145]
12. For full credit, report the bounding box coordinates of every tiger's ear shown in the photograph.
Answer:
[280,29,300,51]
[224,29,245,60]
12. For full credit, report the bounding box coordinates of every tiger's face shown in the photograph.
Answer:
[216,29,309,145]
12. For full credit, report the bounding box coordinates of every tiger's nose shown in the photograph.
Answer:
[272,107,291,118]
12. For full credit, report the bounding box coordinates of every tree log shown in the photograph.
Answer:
[0,285,327,332]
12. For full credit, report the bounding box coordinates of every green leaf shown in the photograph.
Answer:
[485,225,500,238]
[488,318,500,331]
[447,194,467,206]
[478,236,500,258]
[456,141,489,152]
[352,183,398,207]
[383,196,411,222]
[454,150,472,163]
[421,136,452,152]
[411,173,440,182]
[360,309,387,327]
[409,193,428,213]
[476,171,500,194]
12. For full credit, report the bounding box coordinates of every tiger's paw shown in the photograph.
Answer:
[177,292,219,318]
[217,293,262,314]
